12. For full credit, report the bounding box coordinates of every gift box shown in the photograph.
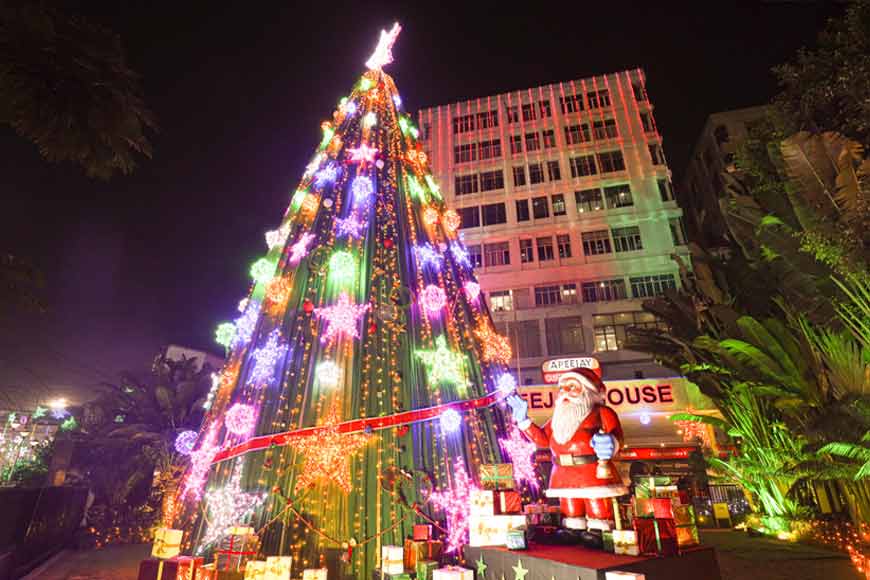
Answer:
[495,490,522,514]
[373,573,411,580]
[632,497,674,520]
[432,566,474,580]
[151,528,184,559]
[403,539,443,570]
[672,504,695,526]
[264,556,293,580]
[505,529,526,550]
[523,503,544,515]
[612,530,639,556]
[479,464,514,490]
[243,561,266,580]
[605,573,646,580]
[413,524,433,541]
[416,560,439,580]
[602,531,614,553]
[634,476,678,500]
[468,515,526,547]
[381,545,404,575]
[216,533,259,571]
[139,556,203,580]
[470,489,495,517]
[635,518,678,557]
[302,569,328,580]
[676,524,700,547]
[196,563,244,580]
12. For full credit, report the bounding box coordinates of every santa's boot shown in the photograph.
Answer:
[585,498,616,533]
[560,498,587,530]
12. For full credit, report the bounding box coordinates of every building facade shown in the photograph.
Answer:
[418,69,689,385]
[680,105,768,248]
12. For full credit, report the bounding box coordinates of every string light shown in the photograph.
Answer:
[334,214,367,239]
[225,403,257,436]
[406,175,425,201]
[416,335,466,387]
[284,404,371,493]
[237,298,249,313]
[315,292,370,343]
[199,462,267,549]
[250,258,276,284]
[265,276,292,306]
[422,207,439,226]
[215,322,236,349]
[265,223,291,250]
[499,426,538,490]
[247,329,288,386]
[316,361,341,390]
[329,251,357,283]
[420,284,447,315]
[463,281,481,302]
[290,189,308,212]
[474,322,512,364]
[424,175,441,200]
[289,232,315,264]
[363,111,377,129]
[415,244,443,270]
[174,430,198,455]
[204,372,220,410]
[427,463,480,553]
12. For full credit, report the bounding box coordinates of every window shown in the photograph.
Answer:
[657,178,675,202]
[551,194,566,216]
[477,110,499,129]
[522,103,537,122]
[593,119,618,139]
[557,233,571,257]
[512,319,542,357]
[670,217,688,246]
[455,174,479,195]
[598,150,626,173]
[612,226,643,252]
[569,155,597,178]
[510,135,523,154]
[532,196,549,219]
[593,311,663,352]
[539,100,552,118]
[542,129,556,148]
[632,83,647,102]
[516,199,530,222]
[630,274,677,298]
[547,160,562,181]
[560,94,584,113]
[546,316,584,355]
[467,245,483,267]
[525,132,541,152]
[489,289,513,311]
[587,89,611,109]
[484,242,510,266]
[458,206,480,229]
[564,124,591,145]
[649,143,666,165]
[582,230,612,255]
[513,166,526,187]
[536,236,555,261]
[480,170,505,192]
[482,202,507,225]
[479,139,502,160]
[603,184,634,208]
[520,239,534,263]
[529,163,545,184]
[452,114,475,134]
[535,284,562,306]
[582,279,627,303]
[640,112,654,133]
[506,105,519,123]
[575,188,604,212]
[454,143,477,164]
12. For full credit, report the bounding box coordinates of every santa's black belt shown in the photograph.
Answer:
[555,454,598,466]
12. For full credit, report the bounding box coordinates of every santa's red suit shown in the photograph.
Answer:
[515,368,628,531]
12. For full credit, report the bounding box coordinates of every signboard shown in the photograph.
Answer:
[541,356,600,383]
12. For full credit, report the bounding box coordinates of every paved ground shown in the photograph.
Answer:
[22,532,863,580]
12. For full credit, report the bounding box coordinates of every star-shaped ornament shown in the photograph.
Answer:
[199,463,266,548]
[347,143,378,165]
[314,292,370,344]
[289,232,315,264]
[415,335,467,388]
[475,555,487,579]
[512,560,528,580]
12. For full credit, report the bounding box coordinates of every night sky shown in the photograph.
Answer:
[0,1,843,405]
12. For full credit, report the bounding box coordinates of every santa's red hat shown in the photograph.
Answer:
[557,367,606,395]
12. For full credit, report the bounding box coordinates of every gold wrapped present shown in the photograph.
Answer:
[403,539,443,570]
[470,489,495,517]
[468,515,526,547]
[301,569,327,580]
[151,527,183,559]
[478,464,514,490]
[243,561,266,580]
[381,545,404,575]
[613,530,639,556]
[264,556,292,580]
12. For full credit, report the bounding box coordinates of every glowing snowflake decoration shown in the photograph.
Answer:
[329,251,356,283]
[199,463,266,549]
[496,373,517,394]
[215,322,236,349]
[304,153,325,177]
[463,281,481,302]
[416,335,466,387]
[334,214,367,239]
[182,426,219,501]
[233,301,260,346]
[450,243,471,267]
[289,232,315,264]
[265,223,291,250]
[316,360,341,389]
[174,430,198,455]
[500,426,539,490]
[347,143,378,165]
[314,162,341,187]
[427,463,479,553]
[420,284,447,315]
[315,292,370,343]
[247,329,288,386]
[440,408,462,433]
[225,403,257,435]
[351,176,374,206]
[250,258,276,284]
[415,244,444,271]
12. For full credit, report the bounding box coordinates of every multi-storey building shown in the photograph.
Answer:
[680,105,769,248]
[418,69,690,385]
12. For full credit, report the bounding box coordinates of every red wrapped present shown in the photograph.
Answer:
[413,524,433,541]
[404,538,443,570]
[495,491,522,514]
[673,504,695,526]
[138,556,203,580]
[633,497,674,519]
[634,518,678,557]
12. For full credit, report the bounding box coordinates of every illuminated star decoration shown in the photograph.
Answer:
[475,322,512,364]
[415,244,443,270]
[451,243,471,267]
[182,425,219,501]
[314,292,370,344]
[247,329,288,386]
[51,407,69,420]
[314,162,341,187]
[289,232,315,264]
[32,406,47,420]
[265,223,291,250]
[233,301,260,346]
[334,214,367,239]
[285,404,371,493]
[365,22,402,70]
[464,281,481,302]
[427,463,480,553]
[347,143,378,165]
[500,426,539,490]
[199,463,267,548]
[416,335,466,388]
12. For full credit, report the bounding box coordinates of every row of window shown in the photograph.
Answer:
[450,84,649,135]
[453,139,503,163]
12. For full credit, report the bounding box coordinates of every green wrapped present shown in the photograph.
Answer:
[416,560,439,580]
[479,464,514,490]
[602,531,614,553]
[673,504,696,526]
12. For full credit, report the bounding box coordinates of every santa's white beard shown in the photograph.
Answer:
[551,393,596,445]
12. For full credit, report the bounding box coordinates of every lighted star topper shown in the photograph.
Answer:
[334,214,367,239]
[347,142,378,165]
[199,462,267,549]
[365,22,402,70]
[289,232,315,264]
[285,403,371,493]
[416,335,467,388]
[500,426,539,490]
[315,292,371,343]
[427,463,480,552]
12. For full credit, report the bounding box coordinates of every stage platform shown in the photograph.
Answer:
[463,542,721,580]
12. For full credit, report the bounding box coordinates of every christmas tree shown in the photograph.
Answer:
[171,24,529,578]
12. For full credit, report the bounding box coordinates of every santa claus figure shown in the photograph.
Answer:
[506,368,627,533]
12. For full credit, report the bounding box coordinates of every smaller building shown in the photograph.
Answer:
[680,106,768,248]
